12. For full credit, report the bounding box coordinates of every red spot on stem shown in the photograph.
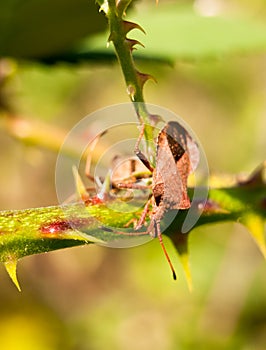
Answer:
[90,196,103,205]
[41,220,72,234]
[85,195,103,206]
[40,218,92,235]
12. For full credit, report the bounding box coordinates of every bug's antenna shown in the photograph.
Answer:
[155,221,177,280]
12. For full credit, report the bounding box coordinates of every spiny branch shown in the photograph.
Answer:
[97,0,157,157]
[0,163,265,290]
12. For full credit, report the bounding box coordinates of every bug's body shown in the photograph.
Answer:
[139,121,198,236]
[152,122,190,212]
[133,121,199,278]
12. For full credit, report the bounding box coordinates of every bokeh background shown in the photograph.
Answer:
[0,0,265,349]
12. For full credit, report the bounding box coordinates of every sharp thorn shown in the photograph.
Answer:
[122,20,146,35]
[72,165,90,202]
[4,260,21,291]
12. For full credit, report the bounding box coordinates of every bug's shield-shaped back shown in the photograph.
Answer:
[154,121,199,212]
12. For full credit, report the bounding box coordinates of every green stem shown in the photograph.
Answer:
[108,1,144,103]
[0,183,265,263]
[105,0,155,157]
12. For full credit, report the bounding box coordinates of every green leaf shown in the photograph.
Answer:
[3,3,266,63]
[132,5,266,60]
[83,4,266,62]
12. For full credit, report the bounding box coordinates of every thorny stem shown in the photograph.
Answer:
[104,0,156,158]
[0,181,265,263]
[0,174,264,291]
[108,1,145,103]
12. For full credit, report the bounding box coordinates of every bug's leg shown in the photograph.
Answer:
[100,225,149,237]
[135,197,153,229]
[123,196,153,229]
[116,182,151,191]
[155,220,177,280]
[123,218,138,228]
[134,123,154,173]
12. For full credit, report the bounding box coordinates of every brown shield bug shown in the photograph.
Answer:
[116,120,200,279]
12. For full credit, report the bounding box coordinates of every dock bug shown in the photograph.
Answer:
[116,120,199,279]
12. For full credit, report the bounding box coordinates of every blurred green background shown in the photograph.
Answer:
[0,0,265,349]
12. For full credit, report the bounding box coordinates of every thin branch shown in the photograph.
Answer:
[0,178,265,263]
